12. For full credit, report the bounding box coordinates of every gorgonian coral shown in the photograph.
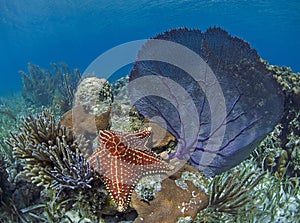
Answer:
[6,109,93,190]
[20,63,55,106]
[20,62,81,112]
[129,27,284,176]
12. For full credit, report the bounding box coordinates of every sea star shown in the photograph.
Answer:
[88,127,174,212]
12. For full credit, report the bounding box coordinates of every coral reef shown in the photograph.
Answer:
[252,172,300,222]
[0,148,43,223]
[110,76,177,150]
[174,170,208,194]
[0,95,23,142]
[1,28,299,222]
[255,64,300,178]
[0,95,44,223]
[0,107,16,121]
[129,27,284,176]
[269,65,300,107]
[60,105,111,147]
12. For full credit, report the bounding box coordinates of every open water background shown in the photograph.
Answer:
[0,0,299,95]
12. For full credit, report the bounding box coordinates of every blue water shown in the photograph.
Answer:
[0,0,299,96]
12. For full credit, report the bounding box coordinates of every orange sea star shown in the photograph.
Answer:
[88,128,173,212]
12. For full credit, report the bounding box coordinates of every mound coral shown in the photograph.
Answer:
[74,77,113,114]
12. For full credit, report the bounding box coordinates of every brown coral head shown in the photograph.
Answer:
[60,105,111,138]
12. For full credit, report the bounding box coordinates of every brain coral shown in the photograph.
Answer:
[129,27,284,176]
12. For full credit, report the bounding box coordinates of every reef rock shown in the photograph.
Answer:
[129,27,284,176]
[131,162,209,223]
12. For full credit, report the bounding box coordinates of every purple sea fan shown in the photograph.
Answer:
[129,27,284,177]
